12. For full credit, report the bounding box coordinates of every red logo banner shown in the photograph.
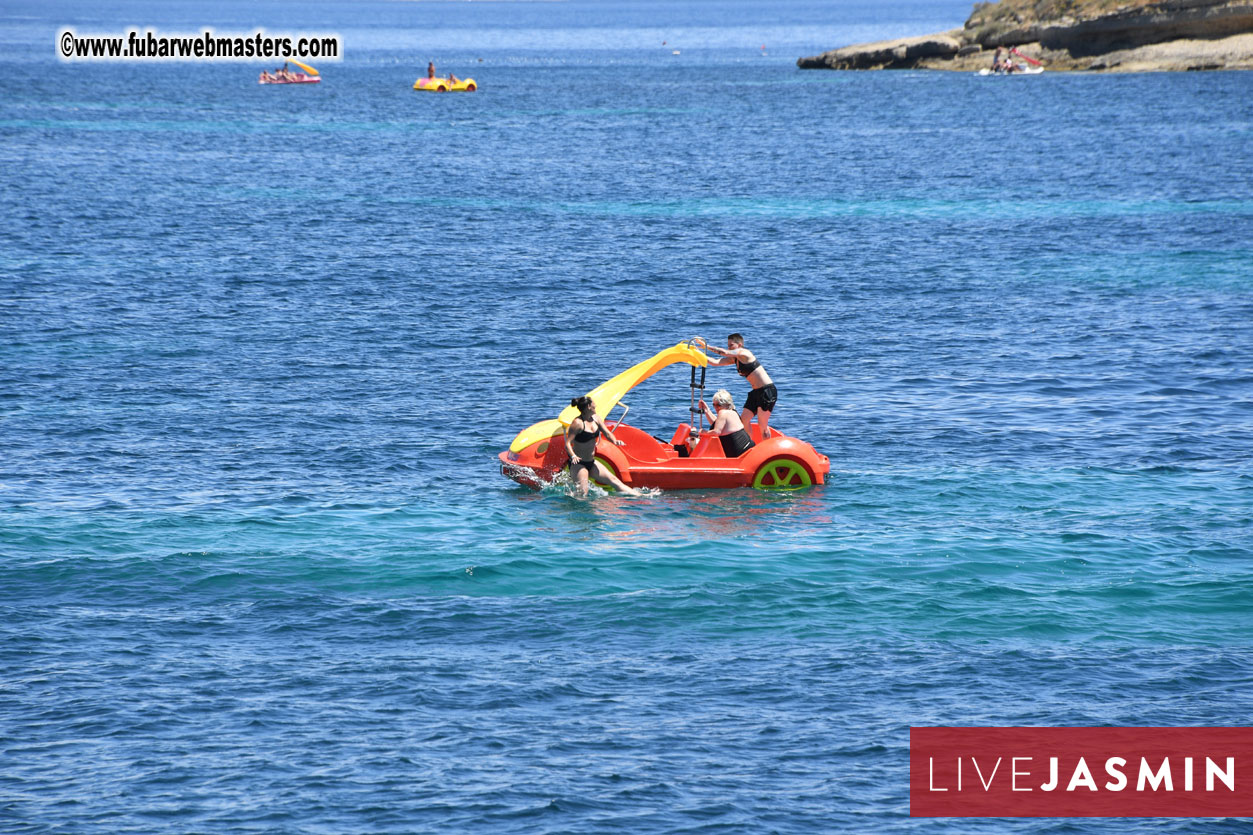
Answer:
[911,727,1253,817]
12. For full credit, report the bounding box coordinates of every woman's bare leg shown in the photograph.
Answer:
[757,408,772,440]
[591,462,641,496]
[573,463,591,497]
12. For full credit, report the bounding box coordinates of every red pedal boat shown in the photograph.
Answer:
[500,340,830,491]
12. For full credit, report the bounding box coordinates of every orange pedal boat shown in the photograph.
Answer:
[499,340,830,491]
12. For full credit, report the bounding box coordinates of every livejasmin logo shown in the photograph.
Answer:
[928,753,1234,793]
[910,727,1253,817]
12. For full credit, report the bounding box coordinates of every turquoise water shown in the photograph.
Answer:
[2,0,1252,831]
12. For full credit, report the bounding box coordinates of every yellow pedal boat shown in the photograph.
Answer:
[413,76,477,92]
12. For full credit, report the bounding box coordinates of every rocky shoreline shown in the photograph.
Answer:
[798,0,1253,72]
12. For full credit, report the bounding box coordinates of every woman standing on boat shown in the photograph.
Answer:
[698,334,777,439]
[563,396,640,497]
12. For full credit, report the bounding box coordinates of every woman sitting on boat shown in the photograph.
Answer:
[563,396,641,497]
[699,390,756,458]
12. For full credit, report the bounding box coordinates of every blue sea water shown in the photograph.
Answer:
[2,0,1252,831]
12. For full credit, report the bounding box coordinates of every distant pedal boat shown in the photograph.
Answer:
[414,76,477,92]
[259,60,321,85]
[978,66,1044,76]
[259,73,320,84]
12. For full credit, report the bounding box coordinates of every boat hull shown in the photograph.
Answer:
[977,66,1044,76]
[500,421,829,491]
[259,76,320,85]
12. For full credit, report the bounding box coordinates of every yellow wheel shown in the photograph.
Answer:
[752,458,812,491]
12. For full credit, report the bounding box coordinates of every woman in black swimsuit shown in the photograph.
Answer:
[699,390,756,457]
[563,396,640,497]
[697,333,777,439]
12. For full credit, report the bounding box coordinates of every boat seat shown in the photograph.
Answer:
[668,423,692,457]
[670,423,692,446]
[608,423,671,463]
[691,432,726,459]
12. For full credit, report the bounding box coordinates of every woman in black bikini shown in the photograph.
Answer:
[563,396,641,497]
[697,333,777,439]
[698,390,756,457]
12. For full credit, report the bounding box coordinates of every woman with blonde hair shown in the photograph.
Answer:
[698,389,756,457]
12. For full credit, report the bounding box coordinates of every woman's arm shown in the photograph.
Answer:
[564,422,579,460]
[699,399,716,425]
[696,339,735,364]
[699,401,728,433]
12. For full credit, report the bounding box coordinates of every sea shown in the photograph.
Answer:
[1,0,1251,831]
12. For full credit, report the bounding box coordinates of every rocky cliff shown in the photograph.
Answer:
[798,0,1253,71]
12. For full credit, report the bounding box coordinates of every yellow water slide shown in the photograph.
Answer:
[509,341,708,453]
